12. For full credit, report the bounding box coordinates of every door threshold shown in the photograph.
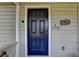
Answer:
[27,55,48,57]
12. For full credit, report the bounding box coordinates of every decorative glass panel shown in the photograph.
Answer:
[45,20,48,32]
[31,20,37,33]
[39,20,45,33]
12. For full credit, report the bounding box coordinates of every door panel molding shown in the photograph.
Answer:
[25,5,51,57]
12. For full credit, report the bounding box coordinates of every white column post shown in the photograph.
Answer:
[16,2,20,57]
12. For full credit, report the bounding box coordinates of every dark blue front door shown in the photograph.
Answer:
[27,9,48,56]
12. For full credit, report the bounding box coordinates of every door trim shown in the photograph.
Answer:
[25,5,51,57]
[16,3,19,57]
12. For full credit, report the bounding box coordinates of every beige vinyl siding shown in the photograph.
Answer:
[0,5,16,42]
[0,3,16,57]
[78,4,79,52]
[51,3,78,56]
[19,4,25,57]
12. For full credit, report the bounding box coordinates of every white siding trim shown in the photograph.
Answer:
[77,4,78,51]
[25,6,27,57]
[16,3,19,57]
[25,5,51,57]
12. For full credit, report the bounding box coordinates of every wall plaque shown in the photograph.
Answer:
[60,19,70,25]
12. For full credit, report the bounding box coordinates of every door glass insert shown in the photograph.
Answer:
[31,20,37,33]
[39,20,45,33]
[45,20,48,33]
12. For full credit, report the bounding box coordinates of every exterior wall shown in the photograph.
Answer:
[0,3,16,57]
[19,3,79,57]
[51,3,78,57]
[19,4,25,57]
[0,3,16,42]
[77,4,79,56]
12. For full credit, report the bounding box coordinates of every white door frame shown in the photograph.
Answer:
[25,5,51,57]
[15,2,19,57]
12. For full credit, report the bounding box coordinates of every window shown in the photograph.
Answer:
[39,20,45,33]
[31,20,37,33]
